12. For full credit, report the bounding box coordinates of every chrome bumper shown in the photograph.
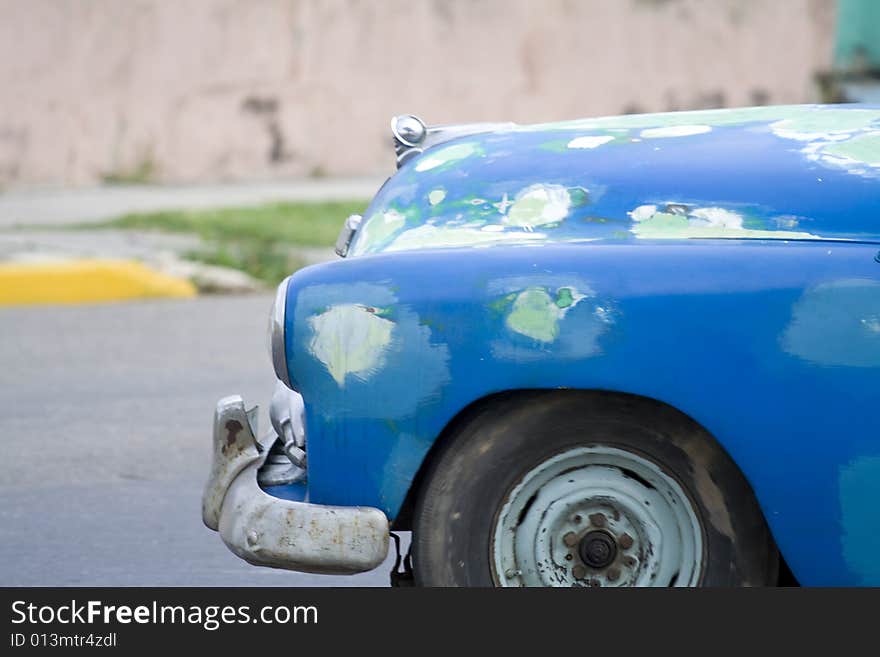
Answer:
[202,395,389,575]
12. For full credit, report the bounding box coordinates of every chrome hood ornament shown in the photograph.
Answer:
[391,114,516,168]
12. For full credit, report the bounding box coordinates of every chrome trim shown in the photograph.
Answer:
[221,461,389,574]
[258,379,307,487]
[202,395,263,530]
[334,213,362,258]
[268,379,307,471]
[257,439,305,487]
[391,114,517,168]
[269,277,291,388]
[391,115,427,149]
[203,396,389,574]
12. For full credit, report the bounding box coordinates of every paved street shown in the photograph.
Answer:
[0,294,395,586]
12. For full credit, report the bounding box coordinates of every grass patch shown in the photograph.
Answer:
[84,200,367,247]
[77,200,368,286]
[184,242,307,289]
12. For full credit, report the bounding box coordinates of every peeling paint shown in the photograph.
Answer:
[505,286,585,342]
[293,282,452,419]
[367,182,592,253]
[769,109,880,141]
[821,133,880,168]
[568,135,615,149]
[385,223,548,252]
[428,188,447,205]
[414,141,482,172]
[486,276,615,361]
[839,456,880,584]
[782,279,880,367]
[355,210,407,253]
[282,222,880,586]
[768,109,880,177]
[536,106,880,177]
[308,303,394,386]
[353,105,880,257]
[629,203,820,240]
[640,124,712,138]
[505,183,573,229]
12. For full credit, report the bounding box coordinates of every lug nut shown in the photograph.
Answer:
[588,513,607,527]
[563,532,579,547]
[572,565,586,580]
[607,567,621,582]
[619,533,634,549]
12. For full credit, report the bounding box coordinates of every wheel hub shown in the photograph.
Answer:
[579,531,617,569]
[492,446,704,587]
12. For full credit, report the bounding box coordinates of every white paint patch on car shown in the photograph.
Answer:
[639,125,712,139]
[505,183,572,229]
[567,135,615,149]
[308,304,394,386]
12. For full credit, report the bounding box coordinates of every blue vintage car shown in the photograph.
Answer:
[203,105,880,587]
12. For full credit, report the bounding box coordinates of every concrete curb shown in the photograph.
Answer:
[0,259,197,306]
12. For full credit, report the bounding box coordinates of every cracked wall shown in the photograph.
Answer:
[0,0,836,186]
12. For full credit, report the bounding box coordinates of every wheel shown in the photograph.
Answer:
[411,391,778,587]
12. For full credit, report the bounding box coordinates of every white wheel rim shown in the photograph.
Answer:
[491,446,704,587]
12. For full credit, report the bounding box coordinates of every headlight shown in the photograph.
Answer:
[268,276,292,389]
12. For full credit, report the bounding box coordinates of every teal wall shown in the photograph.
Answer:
[835,0,880,69]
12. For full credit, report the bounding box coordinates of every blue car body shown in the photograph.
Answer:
[273,105,880,585]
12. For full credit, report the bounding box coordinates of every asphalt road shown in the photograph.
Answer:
[0,294,395,586]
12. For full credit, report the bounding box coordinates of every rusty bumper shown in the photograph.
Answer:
[202,395,390,575]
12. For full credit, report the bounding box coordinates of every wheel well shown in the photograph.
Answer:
[392,388,781,575]
[395,389,697,529]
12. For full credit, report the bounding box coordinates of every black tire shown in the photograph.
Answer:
[411,391,779,587]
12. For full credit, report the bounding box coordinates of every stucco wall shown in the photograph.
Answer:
[0,0,836,187]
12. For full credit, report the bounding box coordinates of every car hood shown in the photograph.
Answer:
[349,104,880,256]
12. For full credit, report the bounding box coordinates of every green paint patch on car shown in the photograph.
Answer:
[628,203,820,241]
[428,189,447,205]
[523,106,880,179]
[821,132,880,168]
[486,275,616,363]
[505,286,586,342]
[766,109,880,177]
[385,224,548,252]
[414,141,484,172]
[350,209,409,255]
[354,105,878,258]
[355,182,595,254]
[505,184,573,229]
[769,108,880,140]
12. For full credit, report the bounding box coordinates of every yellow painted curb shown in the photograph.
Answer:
[0,259,197,306]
